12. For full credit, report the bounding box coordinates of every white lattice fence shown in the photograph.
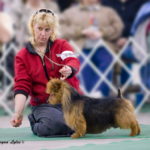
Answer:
[70,37,150,113]
[0,38,150,115]
[0,43,18,115]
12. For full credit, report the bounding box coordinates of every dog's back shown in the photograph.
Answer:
[81,89,137,134]
[83,97,122,133]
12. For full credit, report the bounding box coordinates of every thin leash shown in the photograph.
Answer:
[36,50,65,67]
[36,50,67,80]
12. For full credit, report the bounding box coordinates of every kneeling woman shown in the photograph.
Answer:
[10,9,81,137]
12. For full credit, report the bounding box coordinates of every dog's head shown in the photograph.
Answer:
[46,78,71,105]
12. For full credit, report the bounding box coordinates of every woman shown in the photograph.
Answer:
[10,9,81,137]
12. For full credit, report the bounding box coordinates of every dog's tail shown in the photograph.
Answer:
[117,88,123,99]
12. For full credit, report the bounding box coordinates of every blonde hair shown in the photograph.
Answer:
[28,9,59,46]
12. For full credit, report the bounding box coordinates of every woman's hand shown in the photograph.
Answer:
[10,94,26,127]
[59,65,72,80]
[10,112,23,127]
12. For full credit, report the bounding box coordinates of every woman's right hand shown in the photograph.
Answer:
[10,113,23,127]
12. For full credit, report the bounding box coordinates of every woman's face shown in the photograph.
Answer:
[33,23,52,46]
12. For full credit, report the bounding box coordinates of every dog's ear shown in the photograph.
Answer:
[46,79,63,94]
[52,80,62,92]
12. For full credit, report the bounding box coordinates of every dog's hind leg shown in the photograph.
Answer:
[115,109,141,136]
[129,119,140,136]
[130,120,141,136]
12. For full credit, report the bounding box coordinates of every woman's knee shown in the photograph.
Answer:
[31,119,73,137]
[28,105,73,137]
[33,122,53,136]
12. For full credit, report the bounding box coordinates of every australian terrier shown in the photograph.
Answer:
[46,79,141,138]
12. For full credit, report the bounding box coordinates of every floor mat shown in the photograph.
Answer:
[41,139,150,150]
[0,124,149,141]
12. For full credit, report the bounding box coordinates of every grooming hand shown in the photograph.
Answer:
[10,112,23,127]
[59,65,72,80]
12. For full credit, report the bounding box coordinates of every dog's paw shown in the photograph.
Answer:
[71,133,80,138]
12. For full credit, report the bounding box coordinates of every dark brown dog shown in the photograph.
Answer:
[46,79,141,138]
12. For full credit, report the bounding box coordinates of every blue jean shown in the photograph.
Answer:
[28,104,73,137]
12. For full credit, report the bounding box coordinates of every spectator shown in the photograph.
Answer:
[101,0,149,48]
[0,12,14,45]
[0,12,14,90]
[130,1,150,90]
[60,0,124,96]
[57,0,76,12]
[112,1,150,105]
[60,0,124,52]
[43,0,60,14]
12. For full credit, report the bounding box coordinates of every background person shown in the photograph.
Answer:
[101,0,149,48]
[60,0,124,96]
[60,0,124,52]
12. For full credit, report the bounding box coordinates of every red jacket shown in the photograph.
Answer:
[14,39,81,106]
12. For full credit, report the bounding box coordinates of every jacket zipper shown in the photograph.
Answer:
[40,56,50,81]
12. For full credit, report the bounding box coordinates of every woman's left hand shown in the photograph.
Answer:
[59,65,72,80]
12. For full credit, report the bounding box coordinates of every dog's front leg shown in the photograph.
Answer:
[71,116,87,138]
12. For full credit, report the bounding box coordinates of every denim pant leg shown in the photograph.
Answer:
[28,104,73,137]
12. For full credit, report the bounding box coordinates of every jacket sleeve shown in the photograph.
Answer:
[59,40,80,74]
[14,53,32,98]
